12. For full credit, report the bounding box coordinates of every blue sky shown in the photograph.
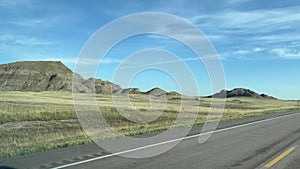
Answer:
[0,0,300,99]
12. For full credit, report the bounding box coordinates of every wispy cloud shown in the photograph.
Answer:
[10,19,43,27]
[118,57,215,69]
[270,48,300,59]
[233,47,265,55]
[0,0,34,11]
[189,6,300,44]
[187,5,300,60]
[0,34,52,46]
[193,6,300,34]
[225,0,250,5]
[253,47,265,52]
[0,0,20,8]
[16,37,52,46]
[101,58,122,64]
[74,57,122,66]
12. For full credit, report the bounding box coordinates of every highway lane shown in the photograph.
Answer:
[273,147,300,169]
[257,139,300,169]
[1,110,300,169]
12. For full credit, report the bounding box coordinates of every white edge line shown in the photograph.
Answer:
[52,112,299,169]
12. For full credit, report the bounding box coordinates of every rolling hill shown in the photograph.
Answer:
[0,61,277,99]
[208,88,276,99]
[0,61,121,94]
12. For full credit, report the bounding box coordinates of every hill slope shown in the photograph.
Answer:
[0,61,121,94]
[143,87,167,96]
[209,88,276,99]
[0,61,74,91]
[0,61,278,99]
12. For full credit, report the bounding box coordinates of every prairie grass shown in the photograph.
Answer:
[0,91,299,159]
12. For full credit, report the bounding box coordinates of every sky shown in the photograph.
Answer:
[0,0,300,99]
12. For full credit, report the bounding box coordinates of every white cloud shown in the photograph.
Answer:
[0,34,14,41]
[0,0,18,8]
[10,19,43,27]
[190,6,300,45]
[101,58,122,64]
[233,47,266,55]
[270,48,300,59]
[249,33,300,44]
[233,50,250,55]
[253,47,264,52]
[195,6,300,32]
[225,0,250,5]
[74,57,121,66]
[0,34,52,46]
[16,37,52,46]
[0,0,34,9]
[117,56,219,69]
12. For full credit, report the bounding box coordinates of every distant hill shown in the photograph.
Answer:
[166,91,181,96]
[0,61,73,92]
[143,87,167,96]
[0,61,278,99]
[121,88,141,94]
[79,78,122,94]
[0,61,121,94]
[209,88,277,99]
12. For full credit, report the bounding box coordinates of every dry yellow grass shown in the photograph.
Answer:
[0,91,299,159]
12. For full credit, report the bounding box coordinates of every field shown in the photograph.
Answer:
[0,91,299,159]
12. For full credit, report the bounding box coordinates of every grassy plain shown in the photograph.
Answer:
[0,91,299,159]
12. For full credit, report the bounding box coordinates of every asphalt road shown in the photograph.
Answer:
[1,110,300,169]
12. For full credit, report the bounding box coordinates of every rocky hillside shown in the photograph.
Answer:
[121,88,141,94]
[143,87,166,96]
[0,61,73,91]
[0,61,278,99]
[78,78,122,94]
[0,61,121,94]
[209,88,276,99]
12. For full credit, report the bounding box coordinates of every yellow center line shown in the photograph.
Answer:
[265,146,296,168]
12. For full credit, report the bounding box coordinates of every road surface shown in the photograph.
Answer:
[1,110,300,169]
